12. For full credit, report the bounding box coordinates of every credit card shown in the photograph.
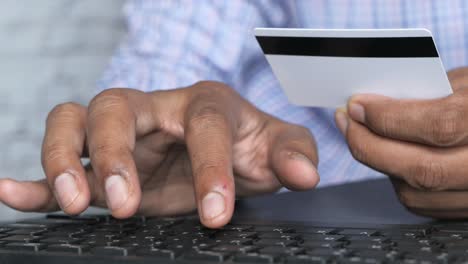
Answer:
[255,28,452,108]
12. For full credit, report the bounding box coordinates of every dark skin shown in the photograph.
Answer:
[336,67,468,218]
[0,81,319,228]
[1,67,468,227]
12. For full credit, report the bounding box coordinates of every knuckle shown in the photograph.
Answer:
[88,88,131,121]
[293,124,313,137]
[188,105,229,132]
[409,157,448,190]
[429,102,464,146]
[193,81,236,99]
[195,80,230,92]
[89,89,128,110]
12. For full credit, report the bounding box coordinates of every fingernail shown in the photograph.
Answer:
[348,103,365,123]
[335,111,349,135]
[54,173,80,209]
[202,191,225,220]
[105,175,129,211]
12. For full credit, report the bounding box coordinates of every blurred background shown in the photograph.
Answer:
[0,0,126,220]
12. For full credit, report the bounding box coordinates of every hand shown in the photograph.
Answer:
[0,81,319,228]
[335,67,468,218]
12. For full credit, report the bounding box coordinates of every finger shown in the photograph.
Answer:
[448,67,468,91]
[346,92,468,147]
[87,88,153,218]
[42,103,90,215]
[132,132,180,176]
[184,86,237,228]
[139,151,197,217]
[392,179,468,211]
[0,179,59,212]
[335,110,468,191]
[270,122,319,191]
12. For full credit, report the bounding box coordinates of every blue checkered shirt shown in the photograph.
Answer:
[99,0,468,187]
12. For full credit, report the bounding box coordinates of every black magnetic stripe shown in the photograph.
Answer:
[256,36,438,58]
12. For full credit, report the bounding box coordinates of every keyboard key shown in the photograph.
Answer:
[0,235,40,243]
[301,241,343,249]
[258,246,304,256]
[40,236,84,244]
[354,250,396,259]
[233,252,280,263]
[183,250,230,262]
[306,248,352,257]
[5,228,47,236]
[339,256,385,264]
[46,244,89,254]
[83,239,121,247]
[92,246,135,256]
[125,233,166,243]
[136,247,182,259]
[258,232,300,240]
[380,230,423,238]
[217,232,258,239]
[223,225,253,232]
[224,238,253,245]
[253,226,295,233]
[402,252,448,263]
[0,228,12,233]
[346,236,390,243]
[300,234,346,242]
[338,229,379,236]
[211,244,257,253]
[251,226,276,232]
[347,241,391,250]
[445,245,468,254]
[285,255,329,263]
[255,238,298,247]
[4,242,47,252]
[40,230,80,238]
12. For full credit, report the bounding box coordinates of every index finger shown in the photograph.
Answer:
[346,92,468,147]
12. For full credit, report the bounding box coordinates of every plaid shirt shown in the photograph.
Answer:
[99,0,468,187]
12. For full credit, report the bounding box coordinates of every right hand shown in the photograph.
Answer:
[0,81,319,228]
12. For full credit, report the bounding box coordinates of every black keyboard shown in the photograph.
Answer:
[0,215,468,264]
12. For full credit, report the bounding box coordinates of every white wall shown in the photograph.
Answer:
[0,0,126,220]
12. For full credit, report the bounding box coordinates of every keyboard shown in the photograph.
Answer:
[0,215,467,264]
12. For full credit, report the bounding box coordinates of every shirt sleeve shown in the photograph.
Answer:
[98,0,293,92]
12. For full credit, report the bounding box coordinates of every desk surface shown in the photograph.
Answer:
[234,178,431,225]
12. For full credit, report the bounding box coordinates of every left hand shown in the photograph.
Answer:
[335,67,468,219]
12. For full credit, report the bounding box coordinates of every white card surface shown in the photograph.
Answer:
[255,28,452,108]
